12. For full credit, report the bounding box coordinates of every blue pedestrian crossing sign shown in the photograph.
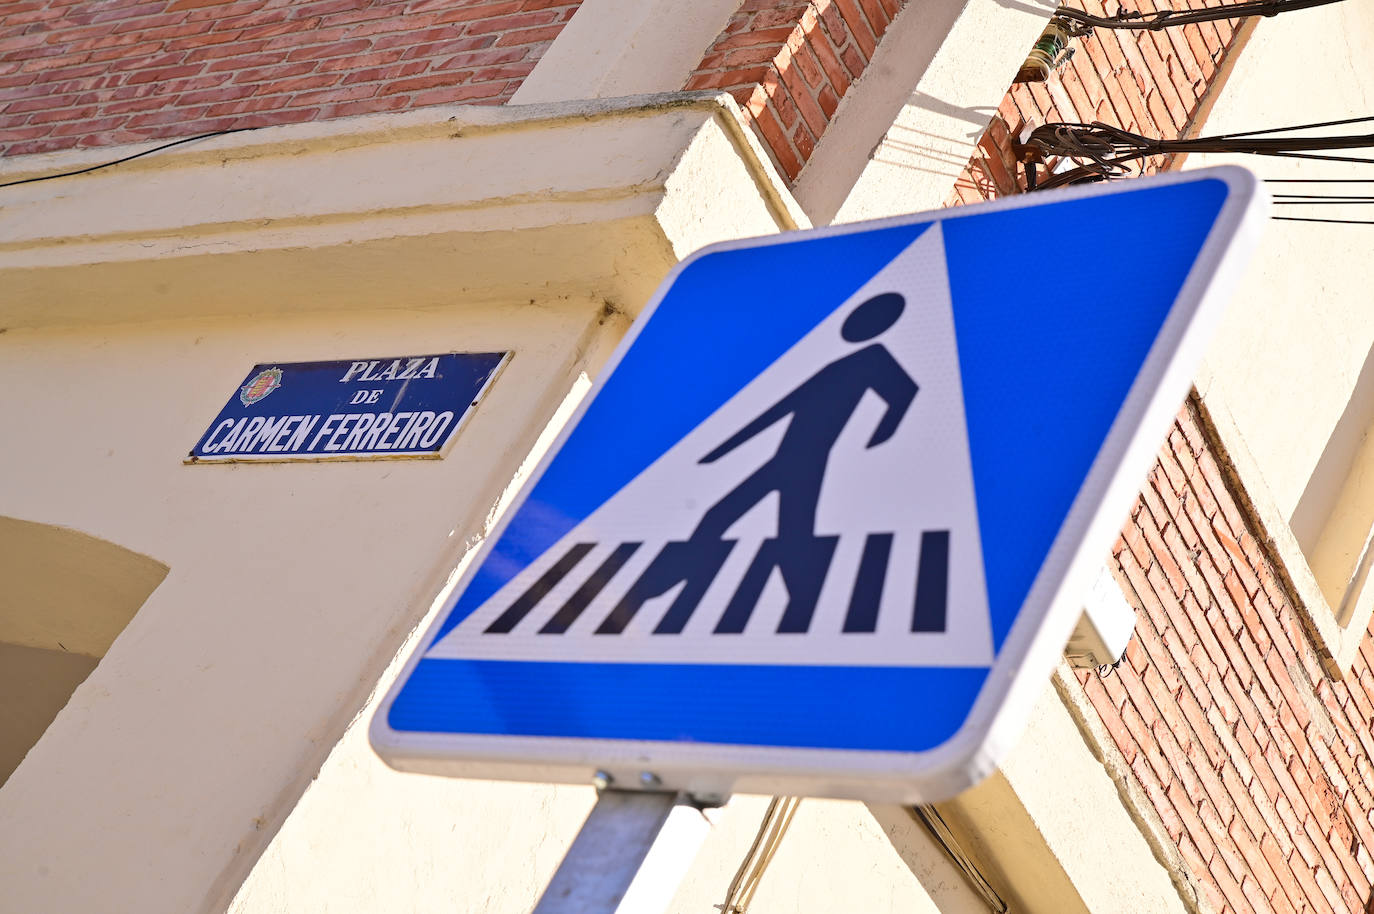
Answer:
[372,167,1264,802]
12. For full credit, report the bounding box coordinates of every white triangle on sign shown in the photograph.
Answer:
[428,225,993,667]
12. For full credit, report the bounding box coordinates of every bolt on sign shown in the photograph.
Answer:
[372,169,1264,803]
[188,353,510,464]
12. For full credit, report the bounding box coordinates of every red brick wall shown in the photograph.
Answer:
[947,0,1250,203]
[0,0,582,158]
[1083,399,1374,914]
[684,0,901,183]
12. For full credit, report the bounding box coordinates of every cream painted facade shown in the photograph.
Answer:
[0,3,1363,913]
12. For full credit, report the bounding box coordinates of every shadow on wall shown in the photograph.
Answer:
[0,516,168,786]
[989,0,1059,17]
[1290,345,1374,553]
[908,90,1000,134]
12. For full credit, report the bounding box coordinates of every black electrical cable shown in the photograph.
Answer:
[1273,216,1374,224]
[0,128,253,189]
[1255,151,1374,165]
[1213,115,1374,141]
[1266,178,1374,183]
[1031,121,1374,163]
[1055,0,1347,31]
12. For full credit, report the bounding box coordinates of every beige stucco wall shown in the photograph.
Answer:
[227,736,990,913]
[670,796,989,914]
[1195,1,1374,519]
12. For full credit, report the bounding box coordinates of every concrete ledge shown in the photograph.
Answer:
[0,93,805,329]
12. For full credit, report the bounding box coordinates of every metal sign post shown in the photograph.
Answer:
[531,785,722,914]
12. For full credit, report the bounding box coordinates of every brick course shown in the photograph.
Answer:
[1084,399,1374,914]
[684,0,902,183]
[0,0,582,158]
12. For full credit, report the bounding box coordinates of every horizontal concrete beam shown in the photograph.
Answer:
[0,94,804,329]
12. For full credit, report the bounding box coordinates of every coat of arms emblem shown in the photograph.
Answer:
[240,368,283,406]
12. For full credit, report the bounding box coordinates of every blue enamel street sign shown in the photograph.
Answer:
[188,352,509,463]
[372,169,1264,802]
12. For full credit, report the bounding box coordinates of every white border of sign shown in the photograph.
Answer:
[371,167,1266,803]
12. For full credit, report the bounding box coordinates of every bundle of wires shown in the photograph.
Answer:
[718,797,801,914]
[1055,0,1347,31]
[1267,178,1374,225]
[1023,116,1374,195]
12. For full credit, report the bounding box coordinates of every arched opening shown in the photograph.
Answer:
[0,516,168,786]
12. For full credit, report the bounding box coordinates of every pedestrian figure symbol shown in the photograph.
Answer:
[591,292,933,636]
[693,293,916,543]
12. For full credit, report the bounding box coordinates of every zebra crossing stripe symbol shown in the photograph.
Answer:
[426,226,994,667]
